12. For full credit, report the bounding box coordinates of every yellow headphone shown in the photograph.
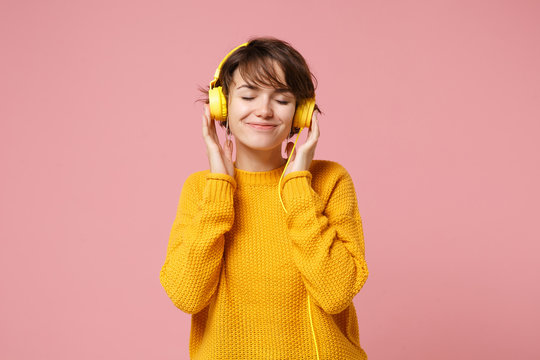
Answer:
[208,42,321,359]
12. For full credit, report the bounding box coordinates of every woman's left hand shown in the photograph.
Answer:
[283,112,320,177]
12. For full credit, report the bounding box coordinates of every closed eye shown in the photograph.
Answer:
[241,97,290,105]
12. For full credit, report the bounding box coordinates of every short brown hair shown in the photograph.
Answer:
[196,36,322,137]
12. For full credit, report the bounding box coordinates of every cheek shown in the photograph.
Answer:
[282,106,296,125]
[227,100,249,119]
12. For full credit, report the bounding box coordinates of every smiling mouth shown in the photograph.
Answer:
[247,123,277,131]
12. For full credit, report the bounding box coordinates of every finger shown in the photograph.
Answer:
[208,116,221,145]
[204,103,211,120]
[314,112,320,138]
[204,104,214,130]
[203,106,212,133]
[309,112,317,135]
[202,113,220,151]
[308,113,318,140]
[202,114,216,143]
[202,114,209,138]
[224,139,233,162]
[305,113,319,146]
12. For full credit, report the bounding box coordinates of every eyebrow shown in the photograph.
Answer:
[236,84,293,94]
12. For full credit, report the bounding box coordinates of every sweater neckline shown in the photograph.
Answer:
[233,161,288,186]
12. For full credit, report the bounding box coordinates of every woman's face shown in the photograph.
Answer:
[226,63,296,152]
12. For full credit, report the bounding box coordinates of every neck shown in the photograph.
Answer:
[234,141,287,172]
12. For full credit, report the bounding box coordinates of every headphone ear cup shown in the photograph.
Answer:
[209,86,228,122]
[292,98,316,129]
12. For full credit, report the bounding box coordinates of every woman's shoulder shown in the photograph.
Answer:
[308,159,356,192]
[309,160,359,202]
[181,169,211,191]
[310,159,351,179]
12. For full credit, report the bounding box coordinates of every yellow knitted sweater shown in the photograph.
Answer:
[160,159,369,359]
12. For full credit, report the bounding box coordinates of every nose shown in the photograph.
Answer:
[255,97,273,118]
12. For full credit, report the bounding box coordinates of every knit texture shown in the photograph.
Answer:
[160,159,369,359]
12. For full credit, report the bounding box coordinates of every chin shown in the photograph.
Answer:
[247,141,281,151]
[238,137,282,151]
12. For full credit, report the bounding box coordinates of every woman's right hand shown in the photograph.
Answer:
[202,103,235,176]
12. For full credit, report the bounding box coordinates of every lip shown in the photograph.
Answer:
[246,123,277,131]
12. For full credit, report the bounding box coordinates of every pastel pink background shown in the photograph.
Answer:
[1,0,538,359]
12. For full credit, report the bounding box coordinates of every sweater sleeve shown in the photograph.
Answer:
[279,167,369,315]
[159,171,236,314]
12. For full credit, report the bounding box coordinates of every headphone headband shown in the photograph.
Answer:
[209,42,249,88]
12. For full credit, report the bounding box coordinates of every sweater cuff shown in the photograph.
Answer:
[203,172,237,202]
[279,171,313,203]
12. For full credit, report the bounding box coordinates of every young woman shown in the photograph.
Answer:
[160,37,369,359]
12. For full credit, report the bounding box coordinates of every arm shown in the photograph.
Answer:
[159,172,236,314]
[280,166,369,315]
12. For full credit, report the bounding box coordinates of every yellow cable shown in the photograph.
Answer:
[307,294,320,359]
[278,127,320,360]
[278,127,303,213]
